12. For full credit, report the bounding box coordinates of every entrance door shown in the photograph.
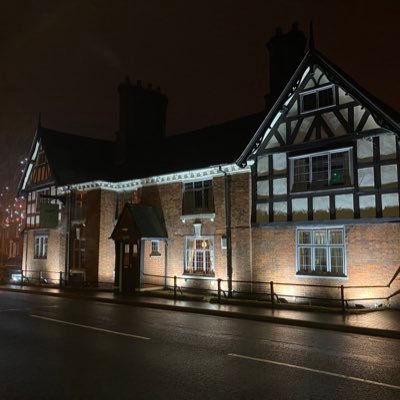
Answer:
[120,241,141,294]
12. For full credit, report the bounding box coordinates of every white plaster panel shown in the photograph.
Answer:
[257,155,269,176]
[257,180,269,198]
[266,135,279,149]
[287,102,297,117]
[292,198,308,213]
[379,134,397,159]
[363,115,380,131]
[322,112,345,136]
[338,87,354,105]
[277,125,286,143]
[335,194,354,212]
[357,139,373,161]
[358,167,375,187]
[274,201,287,216]
[273,153,287,173]
[273,178,287,195]
[313,68,323,82]
[313,196,330,211]
[304,79,315,89]
[382,193,399,209]
[359,195,375,210]
[381,164,398,186]
[354,105,364,129]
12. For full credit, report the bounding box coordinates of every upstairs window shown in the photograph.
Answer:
[182,180,214,215]
[300,85,335,113]
[34,235,48,259]
[72,192,87,221]
[290,148,352,192]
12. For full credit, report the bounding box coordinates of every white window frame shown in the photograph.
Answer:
[290,147,353,193]
[184,236,215,275]
[296,226,347,277]
[150,240,161,256]
[300,84,335,114]
[182,179,213,213]
[34,235,48,259]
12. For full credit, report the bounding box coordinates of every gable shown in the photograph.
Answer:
[262,66,382,151]
[237,50,400,167]
[25,142,54,188]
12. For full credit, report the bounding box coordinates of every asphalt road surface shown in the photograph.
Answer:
[1,291,399,400]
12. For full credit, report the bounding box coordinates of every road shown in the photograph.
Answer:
[1,291,399,400]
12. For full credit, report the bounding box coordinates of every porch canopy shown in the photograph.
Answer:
[111,204,167,241]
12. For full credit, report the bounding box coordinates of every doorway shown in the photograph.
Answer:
[119,241,141,294]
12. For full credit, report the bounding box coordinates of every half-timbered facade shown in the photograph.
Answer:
[238,47,400,303]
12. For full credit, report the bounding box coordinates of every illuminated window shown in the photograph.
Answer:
[150,240,161,256]
[34,235,48,259]
[184,237,214,275]
[296,227,346,277]
[300,85,335,113]
[182,180,214,215]
[290,148,352,192]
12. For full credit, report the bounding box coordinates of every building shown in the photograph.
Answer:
[18,27,400,306]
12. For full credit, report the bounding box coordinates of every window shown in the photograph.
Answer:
[300,85,335,113]
[182,180,214,215]
[72,226,85,269]
[34,235,48,259]
[291,148,352,192]
[150,240,161,256]
[185,237,214,275]
[73,192,87,221]
[296,227,346,277]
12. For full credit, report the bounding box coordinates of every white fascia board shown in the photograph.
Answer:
[58,163,250,193]
[259,67,311,150]
[21,141,40,191]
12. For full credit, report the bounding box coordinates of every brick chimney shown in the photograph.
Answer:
[266,23,306,104]
[115,77,168,164]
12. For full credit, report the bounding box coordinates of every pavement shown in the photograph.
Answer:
[1,284,400,339]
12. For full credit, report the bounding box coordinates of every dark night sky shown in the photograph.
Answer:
[1,0,399,188]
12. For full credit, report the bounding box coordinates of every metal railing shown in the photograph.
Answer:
[143,266,400,312]
[0,267,117,290]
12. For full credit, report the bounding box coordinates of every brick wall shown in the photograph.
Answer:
[143,239,165,286]
[251,223,400,305]
[98,190,117,283]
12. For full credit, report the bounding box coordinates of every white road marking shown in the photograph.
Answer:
[228,353,400,391]
[0,306,59,313]
[31,315,150,341]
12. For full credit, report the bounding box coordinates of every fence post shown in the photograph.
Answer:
[59,272,63,288]
[218,278,222,302]
[20,270,24,288]
[270,281,274,309]
[174,275,177,301]
[340,285,345,313]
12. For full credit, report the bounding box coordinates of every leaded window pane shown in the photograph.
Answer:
[298,248,312,272]
[313,230,327,245]
[314,248,327,273]
[298,230,311,244]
